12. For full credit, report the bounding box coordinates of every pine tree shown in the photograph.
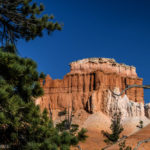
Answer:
[39,72,46,79]
[136,120,143,129]
[0,49,87,149]
[0,0,62,49]
[0,49,45,148]
[102,112,123,144]
[56,108,88,145]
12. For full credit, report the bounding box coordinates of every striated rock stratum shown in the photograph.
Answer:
[36,58,144,119]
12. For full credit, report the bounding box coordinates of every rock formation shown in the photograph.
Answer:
[36,58,144,120]
[145,104,150,119]
[103,88,145,119]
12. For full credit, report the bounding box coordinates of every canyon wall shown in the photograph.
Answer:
[36,58,144,119]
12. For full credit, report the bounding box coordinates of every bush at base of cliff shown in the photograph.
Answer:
[119,140,132,150]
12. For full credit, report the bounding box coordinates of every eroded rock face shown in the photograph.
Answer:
[36,58,144,119]
[103,88,145,120]
[70,58,137,77]
[145,103,150,119]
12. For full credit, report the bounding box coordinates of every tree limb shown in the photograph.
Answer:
[112,84,150,96]
[133,138,150,150]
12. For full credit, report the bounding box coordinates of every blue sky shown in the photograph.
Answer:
[18,0,150,103]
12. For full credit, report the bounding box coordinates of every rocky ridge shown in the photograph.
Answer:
[36,58,144,120]
[70,58,137,77]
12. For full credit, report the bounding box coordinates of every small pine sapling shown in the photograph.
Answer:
[102,112,123,144]
[136,120,143,129]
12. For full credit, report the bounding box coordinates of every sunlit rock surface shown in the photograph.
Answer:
[36,58,144,120]
[103,88,145,120]
[145,103,150,119]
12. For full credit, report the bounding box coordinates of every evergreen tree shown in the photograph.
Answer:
[39,72,46,79]
[56,108,88,145]
[0,49,45,148]
[102,112,123,144]
[0,0,62,48]
[0,49,87,149]
[136,120,143,129]
[77,128,88,142]
[57,108,79,134]
[0,1,87,149]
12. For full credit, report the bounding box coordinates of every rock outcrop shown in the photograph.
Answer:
[145,103,150,119]
[70,58,137,77]
[36,58,144,119]
[103,88,145,119]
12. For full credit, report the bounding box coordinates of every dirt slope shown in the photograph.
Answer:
[107,123,150,150]
[71,113,150,150]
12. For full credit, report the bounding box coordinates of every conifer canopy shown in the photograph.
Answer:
[0,0,62,47]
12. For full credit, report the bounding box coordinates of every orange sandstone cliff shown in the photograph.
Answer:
[36,58,144,119]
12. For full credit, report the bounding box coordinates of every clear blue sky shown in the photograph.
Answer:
[18,0,150,103]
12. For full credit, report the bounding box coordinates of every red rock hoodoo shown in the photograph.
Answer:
[36,58,144,118]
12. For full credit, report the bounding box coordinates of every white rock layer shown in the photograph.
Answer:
[103,87,145,120]
[145,103,150,119]
[70,58,137,77]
